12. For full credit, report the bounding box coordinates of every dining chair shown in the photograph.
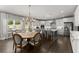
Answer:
[47,30,51,39]
[30,33,41,47]
[12,31,17,50]
[40,29,47,40]
[12,30,27,50]
[53,31,58,42]
[13,34,27,53]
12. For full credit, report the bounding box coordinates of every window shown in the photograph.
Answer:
[8,15,23,31]
[8,19,13,29]
[8,15,14,30]
[15,17,21,30]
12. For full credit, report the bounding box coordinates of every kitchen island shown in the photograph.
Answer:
[70,31,79,53]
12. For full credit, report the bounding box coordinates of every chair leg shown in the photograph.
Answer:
[21,48,23,53]
[15,48,16,53]
[13,43,14,50]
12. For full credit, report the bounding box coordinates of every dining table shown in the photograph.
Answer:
[15,32,39,44]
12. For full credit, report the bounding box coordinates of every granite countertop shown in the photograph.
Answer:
[70,31,79,39]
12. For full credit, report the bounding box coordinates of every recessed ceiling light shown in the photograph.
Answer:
[46,14,51,18]
[60,10,64,13]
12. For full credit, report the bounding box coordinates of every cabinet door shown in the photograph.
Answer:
[72,39,79,53]
[76,39,79,52]
[72,39,77,53]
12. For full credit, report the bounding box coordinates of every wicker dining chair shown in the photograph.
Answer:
[12,31,16,50]
[30,33,41,47]
[13,34,26,53]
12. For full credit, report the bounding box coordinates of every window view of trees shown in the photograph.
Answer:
[8,19,14,29]
[15,19,21,29]
[8,20,13,25]
[8,15,22,30]
[15,20,20,25]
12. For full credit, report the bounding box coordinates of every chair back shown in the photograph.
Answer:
[13,34,23,45]
[34,33,41,44]
[30,33,41,45]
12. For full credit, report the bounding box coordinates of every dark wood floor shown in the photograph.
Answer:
[0,35,73,53]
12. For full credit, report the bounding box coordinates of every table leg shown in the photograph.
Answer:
[27,38,30,44]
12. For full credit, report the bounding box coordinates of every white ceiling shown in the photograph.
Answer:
[0,5,77,19]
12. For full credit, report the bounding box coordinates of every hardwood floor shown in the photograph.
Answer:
[0,35,73,53]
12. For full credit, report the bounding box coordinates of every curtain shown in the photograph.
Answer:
[0,13,8,40]
[0,12,25,40]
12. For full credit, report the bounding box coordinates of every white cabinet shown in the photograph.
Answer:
[76,39,79,52]
[70,31,79,53]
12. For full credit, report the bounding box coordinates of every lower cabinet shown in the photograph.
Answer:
[70,31,79,53]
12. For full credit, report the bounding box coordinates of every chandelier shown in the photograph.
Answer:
[28,5,32,31]
[28,5,31,21]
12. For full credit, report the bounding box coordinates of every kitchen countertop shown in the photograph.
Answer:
[70,31,79,39]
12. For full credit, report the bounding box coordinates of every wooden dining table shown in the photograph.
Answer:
[16,32,39,44]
